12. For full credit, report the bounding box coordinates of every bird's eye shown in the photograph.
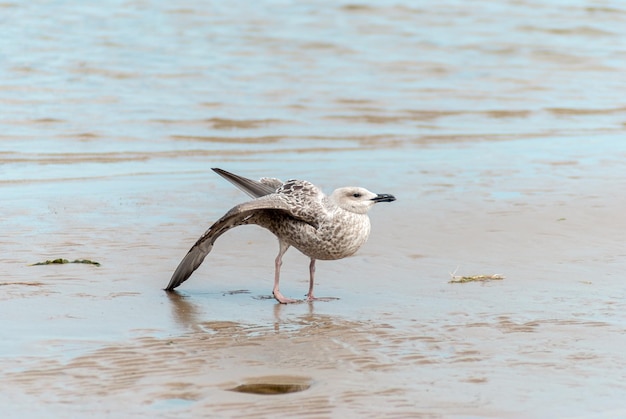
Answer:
[352,193,362,198]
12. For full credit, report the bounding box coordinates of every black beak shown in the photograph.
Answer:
[371,193,396,203]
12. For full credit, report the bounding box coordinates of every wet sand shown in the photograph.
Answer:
[3,1,626,417]
[3,140,626,417]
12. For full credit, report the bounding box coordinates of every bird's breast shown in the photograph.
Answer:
[287,213,371,260]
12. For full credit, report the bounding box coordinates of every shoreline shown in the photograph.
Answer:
[3,137,626,417]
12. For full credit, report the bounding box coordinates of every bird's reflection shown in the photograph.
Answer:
[166,290,204,331]
[166,289,336,335]
[272,299,317,332]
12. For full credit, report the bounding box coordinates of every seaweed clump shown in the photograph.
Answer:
[31,259,101,267]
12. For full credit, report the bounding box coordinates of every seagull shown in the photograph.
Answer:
[165,168,396,303]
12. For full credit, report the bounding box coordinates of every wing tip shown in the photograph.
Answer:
[165,267,191,291]
[165,243,212,291]
[164,278,181,292]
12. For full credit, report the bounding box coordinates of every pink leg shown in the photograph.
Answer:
[306,258,316,300]
[272,241,298,304]
[306,259,339,302]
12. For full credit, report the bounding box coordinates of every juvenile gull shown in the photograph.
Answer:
[165,168,396,303]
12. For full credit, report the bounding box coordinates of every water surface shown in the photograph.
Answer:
[2,1,626,417]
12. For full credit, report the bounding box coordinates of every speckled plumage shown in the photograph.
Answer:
[165,168,395,303]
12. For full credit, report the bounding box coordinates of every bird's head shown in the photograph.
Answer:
[330,187,396,214]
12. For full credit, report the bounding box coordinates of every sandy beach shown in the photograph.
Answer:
[3,139,626,418]
[2,1,626,417]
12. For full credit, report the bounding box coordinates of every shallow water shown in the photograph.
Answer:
[2,1,626,417]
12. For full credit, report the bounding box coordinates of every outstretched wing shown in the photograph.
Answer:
[165,192,326,291]
[212,168,280,198]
